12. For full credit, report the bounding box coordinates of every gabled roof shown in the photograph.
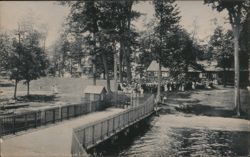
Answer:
[84,85,107,94]
[147,60,169,72]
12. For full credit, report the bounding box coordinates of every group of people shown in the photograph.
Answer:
[140,80,212,93]
[118,82,144,95]
[118,79,214,95]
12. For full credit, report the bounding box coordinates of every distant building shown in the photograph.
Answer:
[146,60,170,81]
[146,60,249,85]
[146,60,201,81]
[84,85,107,102]
[198,60,249,85]
[197,60,222,83]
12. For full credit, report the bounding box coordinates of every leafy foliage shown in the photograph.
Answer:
[8,24,49,95]
[209,27,234,69]
[0,32,12,74]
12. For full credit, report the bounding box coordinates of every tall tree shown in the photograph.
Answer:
[205,0,250,115]
[9,23,48,97]
[63,1,100,85]
[153,0,181,102]
[240,8,250,81]
[21,29,48,96]
[51,33,70,77]
[209,27,234,86]
[172,29,200,81]
[62,1,114,92]
[116,0,140,83]
[62,1,140,92]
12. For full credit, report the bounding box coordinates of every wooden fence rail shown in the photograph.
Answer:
[71,94,155,157]
[0,101,103,136]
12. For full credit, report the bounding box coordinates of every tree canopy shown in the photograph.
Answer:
[8,22,48,97]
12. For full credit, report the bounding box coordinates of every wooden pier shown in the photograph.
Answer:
[71,94,155,157]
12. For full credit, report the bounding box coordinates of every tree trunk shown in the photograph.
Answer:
[119,42,124,83]
[124,1,133,83]
[14,79,18,99]
[157,60,162,102]
[70,58,72,76]
[92,29,98,85]
[102,54,111,93]
[249,58,250,84]
[103,70,106,79]
[27,81,30,96]
[125,49,132,83]
[233,26,241,116]
[92,63,96,85]
[114,50,118,92]
[223,67,227,87]
[184,61,188,81]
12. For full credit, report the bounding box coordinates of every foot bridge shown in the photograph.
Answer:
[71,94,156,157]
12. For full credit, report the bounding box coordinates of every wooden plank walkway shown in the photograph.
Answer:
[1,108,125,157]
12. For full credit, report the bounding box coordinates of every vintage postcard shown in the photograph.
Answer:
[0,0,249,157]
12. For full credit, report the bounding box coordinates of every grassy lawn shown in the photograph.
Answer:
[0,77,115,113]
[162,86,250,118]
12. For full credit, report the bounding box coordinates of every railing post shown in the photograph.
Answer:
[118,115,120,129]
[44,111,46,124]
[107,119,109,136]
[128,112,130,124]
[73,105,75,117]
[0,118,2,136]
[113,117,115,132]
[123,113,125,127]
[92,125,95,144]
[35,112,37,128]
[25,114,28,130]
[67,106,69,119]
[53,109,56,123]
[12,116,15,134]
[101,122,103,140]
[83,128,86,147]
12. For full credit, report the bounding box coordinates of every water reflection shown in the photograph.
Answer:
[94,115,249,157]
[167,128,249,157]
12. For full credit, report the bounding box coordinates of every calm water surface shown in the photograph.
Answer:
[95,114,250,157]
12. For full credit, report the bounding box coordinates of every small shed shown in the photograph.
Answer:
[84,85,107,102]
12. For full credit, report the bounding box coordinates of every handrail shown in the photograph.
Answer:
[71,94,155,156]
[71,131,88,157]
[74,94,154,132]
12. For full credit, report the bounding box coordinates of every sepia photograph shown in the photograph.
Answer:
[0,0,249,156]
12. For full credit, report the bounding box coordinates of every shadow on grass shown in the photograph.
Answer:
[175,104,250,120]
[164,91,192,99]
[0,83,14,87]
[17,94,58,103]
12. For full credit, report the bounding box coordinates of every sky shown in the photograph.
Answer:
[0,1,230,47]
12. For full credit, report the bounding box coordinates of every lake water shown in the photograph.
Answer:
[94,113,250,157]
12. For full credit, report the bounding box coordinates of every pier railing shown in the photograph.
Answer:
[71,94,155,157]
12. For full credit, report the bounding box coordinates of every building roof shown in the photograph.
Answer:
[147,60,169,72]
[84,85,107,94]
[197,60,223,72]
